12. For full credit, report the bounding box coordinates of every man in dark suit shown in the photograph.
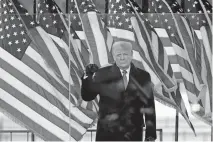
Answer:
[81,41,156,141]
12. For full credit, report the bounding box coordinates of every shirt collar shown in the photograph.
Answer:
[120,66,131,75]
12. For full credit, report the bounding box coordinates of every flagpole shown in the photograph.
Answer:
[33,0,36,22]
[175,110,179,141]
[197,0,212,31]
[65,0,71,140]
[66,0,69,14]
[73,0,94,64]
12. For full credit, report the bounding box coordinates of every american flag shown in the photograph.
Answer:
[126,0,195,133]
[0,0,96,141]
[36,0,100,115]
[106,0,193,125]
[146,0,211,125]
[106,0,176,106]
[106,0,177,92]
[69,0,113,67]
[181,0,212,125]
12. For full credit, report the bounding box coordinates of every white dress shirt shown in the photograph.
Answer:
[120,66,131,84]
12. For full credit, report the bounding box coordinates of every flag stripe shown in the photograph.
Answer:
[0,47,93,123]
[132,16,176,91]
[0,88,72,141]
[0,94,62,141]
[29,28,63,78]
[0,53,94,127]
[82,12,110,66]
[26,45,81,106]
[35,27,71,83]
[0,79,85,140]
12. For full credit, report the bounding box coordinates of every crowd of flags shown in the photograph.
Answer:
[0,0,212,141]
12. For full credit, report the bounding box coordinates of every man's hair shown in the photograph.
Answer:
[111,41,133,55]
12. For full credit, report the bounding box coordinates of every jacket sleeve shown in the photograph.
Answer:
[143,75,157,141]
[81,73,100,101]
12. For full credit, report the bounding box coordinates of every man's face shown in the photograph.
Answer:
[112,43,133,70]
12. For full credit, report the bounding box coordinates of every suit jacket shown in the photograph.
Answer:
[81,63,156,141]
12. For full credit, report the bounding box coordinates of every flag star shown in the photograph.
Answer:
[53,20,57,24]
[207,10,210,13]
[25,12,29,16]
[113,9,117,14]
[115,15,120,20]
[8,41,12,45]
[81,1,85,5]
[43,17,46,21]
[78,22,82,25]
[6,34,10,38]
[4,10,7,14]
[40,10,43,14]
[194,1,198,4]
[46,24,49,28]
[158,5,162,9]
[20,31,25,35]
[119,5,123,10]
[155,19,158,23]
[15,40,19,44]
[0,28,2,32]
[171,33,175,36]
[84,9,87,12]
[168,26,171,29]
[12,24,16,28]
[13,32,17,36]
[0,35,4,39]
[9,9,14,13]
[3,3,6,7]
[19,23,23,27]
[8,2,12,6]
[128,25,132,29]
[111,4,114,8]
[187,9,190,12]
[46,4,49,8]
[4,18,8,22]
[11,16,15,20]
[122,11,126,16]
[202,20,206,23]
[5,26,9,30]
[52,6,56,10]
[116,0,120,3]
[38,3,40,7]
[198,10,202,13]
[23,39,27,43]
[192,15,195,18]
[30,21,35,25]
[134,6,139,10]
[125,18,129,22]
[17,48,21,52]
[118,22,122,26]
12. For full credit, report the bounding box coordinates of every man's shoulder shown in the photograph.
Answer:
[97,64,113,74]
[133,66,151,83]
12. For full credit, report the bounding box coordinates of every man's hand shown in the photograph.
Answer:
[85,64,99,76]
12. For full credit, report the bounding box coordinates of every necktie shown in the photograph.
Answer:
[122,70,128,89]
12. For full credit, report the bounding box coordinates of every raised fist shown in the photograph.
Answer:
[85,64,99,76]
